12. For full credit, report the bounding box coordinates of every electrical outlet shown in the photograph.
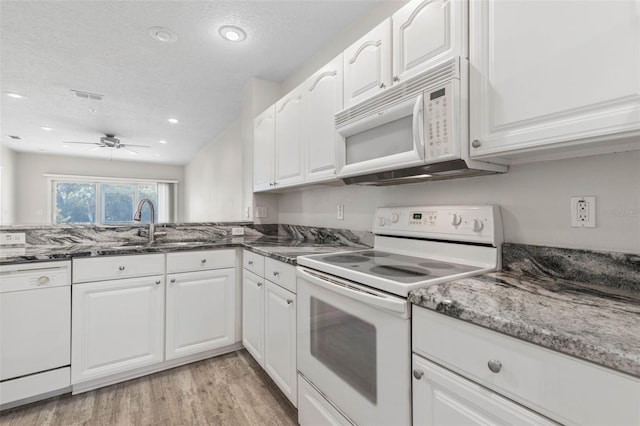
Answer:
[231,227,245,236]
[255,207,267,218]
[0,232,26,245]
[337,205,344,220]
[571,196,596,228]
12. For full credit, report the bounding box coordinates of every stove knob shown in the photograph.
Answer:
[390,213,400,223]
[378,217,386,226]
[472,219,484,232]
[451,213,462,226]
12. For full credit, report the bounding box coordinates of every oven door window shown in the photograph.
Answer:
[310,296,377,403]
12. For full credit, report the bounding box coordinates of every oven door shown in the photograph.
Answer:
[296,267,411,426]
[335,94,425,179]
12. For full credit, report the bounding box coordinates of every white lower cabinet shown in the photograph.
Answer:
[242,269,264,366]
[264,281,296,405]
[71,274,165,384]
[242,250,297,407]
[412,306,640,426]
[166,268,236,360]
[412,355,554,425]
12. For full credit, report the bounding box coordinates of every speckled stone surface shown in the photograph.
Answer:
[0,224,371,265]
[409,244,640,378]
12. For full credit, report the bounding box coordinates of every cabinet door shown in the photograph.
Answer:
[412,355,555,426]
[254,106,276,192]
[470,0,640,159]
[275,88,306,188]
[343,19,392,108]
[165,268,236,360]
[242,270,264,367]
[392,0,467,83]
[264,281,297,407]
[305,54,343,183]
[71,275,164,384]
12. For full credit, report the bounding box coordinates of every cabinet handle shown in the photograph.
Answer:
[287,299,293,305]
[393,75,400,82]
[269,182,274,187]
[201,258,207,264]
[170,278,176,283]
[38,276,51,286]
[487,359,502,373]
[413,369,424,380]
[248,260,254,265]
[155,280,161,285]
[379,83,386,89]
[118,265,125,271]
[273,271,280,277]
[257,282,263,287]
[471,139,482,148]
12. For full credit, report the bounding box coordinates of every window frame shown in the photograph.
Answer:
[46,174,178,225]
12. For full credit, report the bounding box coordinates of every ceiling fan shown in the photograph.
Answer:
[64,134,150,155]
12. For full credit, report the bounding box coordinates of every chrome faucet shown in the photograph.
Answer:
[134,198,156,243]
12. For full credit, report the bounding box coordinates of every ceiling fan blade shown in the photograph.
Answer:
[86,146,104,152]
[122,143,150,148]
[64,141,101,145]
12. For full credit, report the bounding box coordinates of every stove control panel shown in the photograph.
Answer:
[374,205,503,246]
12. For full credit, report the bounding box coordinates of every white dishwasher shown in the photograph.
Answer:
[0,260,71,408]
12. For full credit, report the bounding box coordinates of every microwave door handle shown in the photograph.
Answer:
[412,93,425,159]
[297,267,407,316]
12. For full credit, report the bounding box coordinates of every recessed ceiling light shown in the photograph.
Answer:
[159,140,168,144]
[148,26,178,43]
[128,151,137,155]
[41,126,54,131]
[219,25,246,42]
[63,145,71,148]
[168,118,179,124]
[155,154,161,157]
[4,92,26,99]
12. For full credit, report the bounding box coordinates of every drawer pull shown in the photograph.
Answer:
[170,278,176,283]
[155,280,161,285]
[38,276,51,286]
[488,359,502,373]
[248,260,254,265]
[257,282,263,287]
[201,258,207,264]
[287,299,293,305]
[413,369,424,380]
[273,271,280,277]
[118,265,126,271]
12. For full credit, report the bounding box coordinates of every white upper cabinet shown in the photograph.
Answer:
[469,0,640,160]
[305,54,343,183]
[343,19,392,108]
[275,86,306,187]
[253,106,276,191]
[392,0,467,83]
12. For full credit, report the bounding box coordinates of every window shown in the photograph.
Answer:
[49,176,177,225]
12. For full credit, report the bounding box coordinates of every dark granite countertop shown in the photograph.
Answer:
[0,235,368,266]
[409,244,640,378]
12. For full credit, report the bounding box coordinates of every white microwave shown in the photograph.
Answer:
[335,58,506,185]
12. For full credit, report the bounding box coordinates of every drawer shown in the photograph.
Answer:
[298,373,352,426]
[243,250,265,277]
[73,254,164,283]
[412,306,640,426]
[167,249,235,273]
[265,257,296,293]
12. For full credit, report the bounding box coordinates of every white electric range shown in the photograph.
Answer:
[296,205,503,426]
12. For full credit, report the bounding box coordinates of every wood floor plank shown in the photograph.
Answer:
[0,350,297,426]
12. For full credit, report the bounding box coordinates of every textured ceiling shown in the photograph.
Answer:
[1,0,384,164]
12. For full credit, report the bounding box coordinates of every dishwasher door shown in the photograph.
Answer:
[0,262,71,381]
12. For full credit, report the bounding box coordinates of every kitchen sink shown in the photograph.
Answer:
[107,241,214,250]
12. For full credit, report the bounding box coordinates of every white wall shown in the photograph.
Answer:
[278,151,640,253]
[0,145,18,225]
[15,152,185,224]
[184,120,244,222]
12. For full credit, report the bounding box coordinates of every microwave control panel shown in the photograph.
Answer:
[425,83,453,160]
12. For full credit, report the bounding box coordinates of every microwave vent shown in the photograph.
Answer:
[336,58,460,128]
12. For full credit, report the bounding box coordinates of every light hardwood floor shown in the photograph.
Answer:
[1,350,297,426]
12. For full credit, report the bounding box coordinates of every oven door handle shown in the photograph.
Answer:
[297,267,408,316]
